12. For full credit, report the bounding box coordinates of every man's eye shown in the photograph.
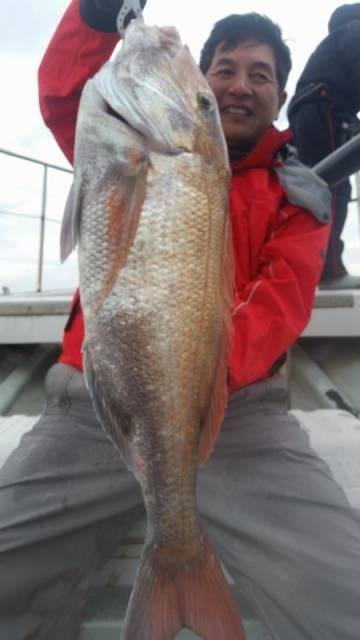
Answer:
[252,73,270,82]
[216,68,232,76]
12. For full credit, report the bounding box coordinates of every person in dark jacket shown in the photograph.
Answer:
[288,3,360,288]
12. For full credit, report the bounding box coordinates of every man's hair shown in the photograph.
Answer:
[199,13,292,93]
[328,3,360,32]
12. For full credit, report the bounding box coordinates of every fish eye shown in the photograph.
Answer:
[197,92,213,111]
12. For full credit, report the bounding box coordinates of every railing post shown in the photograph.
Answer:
[37,165,48,292]
[354,171,360,238]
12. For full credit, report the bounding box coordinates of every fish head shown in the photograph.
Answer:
[93,18,229,165]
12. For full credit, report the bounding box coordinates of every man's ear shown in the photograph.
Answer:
[275,91,287,120]
[278,91,287,111]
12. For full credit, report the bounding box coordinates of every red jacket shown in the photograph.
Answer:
[38,0,330,391]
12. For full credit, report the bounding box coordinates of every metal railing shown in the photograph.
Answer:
[1,140,360,294]
[0,148,73,293]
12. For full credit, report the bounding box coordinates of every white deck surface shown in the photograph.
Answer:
[292,409,360,509]
[303,289,360,337]
[0,414,38,467]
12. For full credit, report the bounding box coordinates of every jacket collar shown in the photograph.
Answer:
[230,125,293,172]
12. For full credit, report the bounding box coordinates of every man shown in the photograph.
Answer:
[0,2,359,639]
[288,3,360,288]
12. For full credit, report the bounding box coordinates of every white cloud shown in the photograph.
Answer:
[0,0,69,55]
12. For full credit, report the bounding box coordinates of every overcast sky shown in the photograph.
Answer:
[0,0,348,164]
[1,0,359,292]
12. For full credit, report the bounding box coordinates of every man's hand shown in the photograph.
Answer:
[80,0,147,33]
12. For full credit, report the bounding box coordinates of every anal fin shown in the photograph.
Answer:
[83,343,134,472]
[198,220,235,467]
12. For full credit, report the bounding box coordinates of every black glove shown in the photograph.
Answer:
[80,0,147,33]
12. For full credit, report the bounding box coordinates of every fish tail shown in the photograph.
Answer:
[120,531,246,640]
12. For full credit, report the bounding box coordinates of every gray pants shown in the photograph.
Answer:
[0,364,359,640]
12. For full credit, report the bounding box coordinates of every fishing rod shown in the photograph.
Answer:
[314,133,360,187]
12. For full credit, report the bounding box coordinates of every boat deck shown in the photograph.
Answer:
[1,407,359,639]
[1,288,360,638]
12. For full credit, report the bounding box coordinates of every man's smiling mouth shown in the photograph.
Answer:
[223,106,252,116]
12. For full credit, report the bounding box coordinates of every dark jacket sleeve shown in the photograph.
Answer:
[38,0,119,164]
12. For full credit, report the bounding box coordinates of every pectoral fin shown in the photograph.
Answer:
[94,152,149,309]
[60,178,83,263]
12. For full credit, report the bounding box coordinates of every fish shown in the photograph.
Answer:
[60,17,246,640]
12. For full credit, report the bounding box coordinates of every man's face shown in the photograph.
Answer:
[205,40,287,150]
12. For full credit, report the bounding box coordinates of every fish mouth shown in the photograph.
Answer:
[105,101,187,155]
[106,103,142,136]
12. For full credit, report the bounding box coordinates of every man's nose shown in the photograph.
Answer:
[228,73,252,96]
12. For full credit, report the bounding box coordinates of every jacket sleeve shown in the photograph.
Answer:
[228,204,330,390]
[38,0,119,165]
